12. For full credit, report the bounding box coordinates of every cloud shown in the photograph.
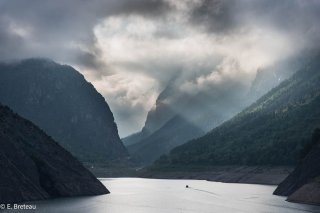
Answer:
[189,0,239,33]
[91,11,296,135]
[0,17,26,60]
[1,0,320,136]
[92,72,159,136]
[187,0,320,40]
[0,0,170,68]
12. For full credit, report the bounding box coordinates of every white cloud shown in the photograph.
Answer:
[92,71,159,136]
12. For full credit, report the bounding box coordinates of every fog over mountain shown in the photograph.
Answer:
[1,0,320,137]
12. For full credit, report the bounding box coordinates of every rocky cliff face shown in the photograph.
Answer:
[0,58,127,163]
[122,84,176,147]
[287,182,320,205]
[274,128,320,205]
[0,104,109,204]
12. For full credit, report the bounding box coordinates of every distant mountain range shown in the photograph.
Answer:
[128,115,204,164]
[124,84,204,164]
[0,58,128,163]
[152,53,320,168]
[0,104,109,203]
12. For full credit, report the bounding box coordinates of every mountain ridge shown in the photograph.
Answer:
[151,53,320,168]
[0,104,109,203]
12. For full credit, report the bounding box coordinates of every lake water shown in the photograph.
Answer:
[6,178,320,213]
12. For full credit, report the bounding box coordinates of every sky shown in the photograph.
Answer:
[0,0,320,137]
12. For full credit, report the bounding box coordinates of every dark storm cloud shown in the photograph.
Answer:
[3,0,318,70]
[0,18,26,60]
[190,0,239,33]
[1,0,319,67]
[187,0,320,44]
[116,0,170,17]
[0,0,170,68]
[249,0,320,46]
[74,50,103,70]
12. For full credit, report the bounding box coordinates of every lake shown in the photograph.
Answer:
[6,178,320,213]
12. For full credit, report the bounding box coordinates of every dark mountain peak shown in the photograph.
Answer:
[0,58,128,163]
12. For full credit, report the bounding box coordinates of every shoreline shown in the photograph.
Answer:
[88,165,293,186]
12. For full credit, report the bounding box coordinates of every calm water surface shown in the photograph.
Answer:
[7,178,320,213]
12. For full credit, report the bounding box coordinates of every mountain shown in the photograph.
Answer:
[124,56,303,165]
[123,76,248,164]
[122,84,175,147]
[128,115,204,164]
[152,53,320,169]
[0,104,109,203]
[0,58,127,163]
[274,128,320,205]
[123,84,203,164]
[248,54,304,100]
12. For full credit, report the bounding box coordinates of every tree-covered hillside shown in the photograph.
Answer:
[153,54,320,168]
